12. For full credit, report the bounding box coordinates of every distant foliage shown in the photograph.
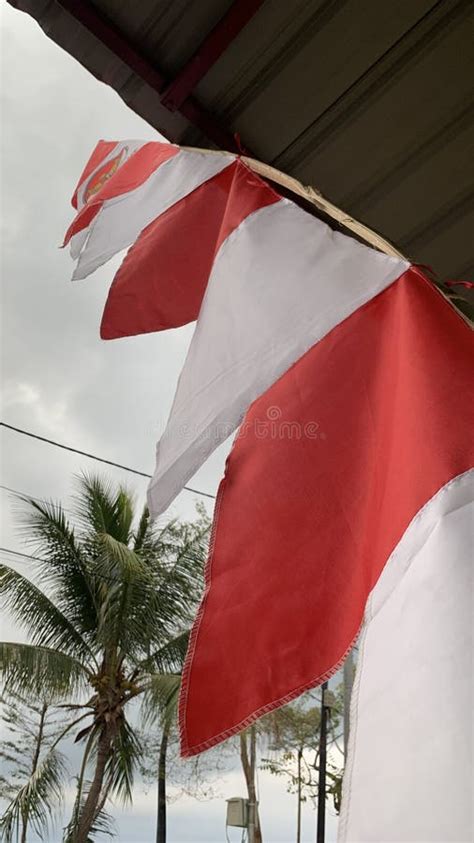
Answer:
[0,692,70,843]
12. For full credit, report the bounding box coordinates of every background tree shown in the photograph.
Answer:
[239,725,263,843]
[139,687,233,843]
[0,691,69,843]
[0,475,209,843]
[260,690,343,842]
[261,698,320,843]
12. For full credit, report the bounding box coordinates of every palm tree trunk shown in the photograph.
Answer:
[20,702,48,843]
[74,723,112,843]
[239,726,263,843]
[156,720,171,843]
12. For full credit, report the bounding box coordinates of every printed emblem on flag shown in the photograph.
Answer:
[84,146,128,204]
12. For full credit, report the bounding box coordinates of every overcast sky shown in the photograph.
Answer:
[0,5,340,841]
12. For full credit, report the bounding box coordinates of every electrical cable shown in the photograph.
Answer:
[0,483,75,516]
[0,546,66,565]
[0,483,40,500]
[0,422,216,500]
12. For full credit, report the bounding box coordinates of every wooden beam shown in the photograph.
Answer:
[183,145,406,259]
[161,0,265,111]
[54,0,243,153]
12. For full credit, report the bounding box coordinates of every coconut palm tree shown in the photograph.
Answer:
[0,475,209,843]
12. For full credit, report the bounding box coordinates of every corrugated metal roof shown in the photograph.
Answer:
[8,0,474,278]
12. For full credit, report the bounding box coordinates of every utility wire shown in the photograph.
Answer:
[0,546,54,565]
[0,483,76,516]
[0,483,43,502]
[0,422,216,500]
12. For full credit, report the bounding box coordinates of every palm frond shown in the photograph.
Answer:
[109,581,187,665]
[63,782,115,842]
[127,519,209,655]
[141,673,181,727]
[17,497,99,640]
[87,533,195,662]
[89,535,159,655]
[153,520,209,607]
[0,564,94,664]
[139,630,190,674]
[104,719,142,804]
[116,516,209,662]
[132,508,178,556]
[132,506,152,552]
[74,474,134,545]
[0,748,67,843]
[94,533,152,580]
[0,642,87,699]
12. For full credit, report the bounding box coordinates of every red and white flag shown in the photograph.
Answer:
[64,139,233,279]
[67,141,473,841]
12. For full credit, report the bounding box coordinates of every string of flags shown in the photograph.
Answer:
[65,139,473,842]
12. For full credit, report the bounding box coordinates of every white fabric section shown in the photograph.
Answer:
[69,227,90,261]
[75,139,144,211]
[339,470,474,843]
[72,150,234,280]
[148,199,408,515]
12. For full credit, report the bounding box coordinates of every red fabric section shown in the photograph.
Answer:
[64,143,178,245]
[100,160,280,338]
[66,202,102,245]
[180,269,474,756]
[70,139,117,209]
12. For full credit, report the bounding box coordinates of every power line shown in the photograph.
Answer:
[0,546,50,565]
[0,484,77,516]
[0,422,216,501]
[0,483,41,501]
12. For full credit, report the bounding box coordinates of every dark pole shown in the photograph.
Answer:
[156,720,170,843]
[316,682,328,843]
[343,652,354,761]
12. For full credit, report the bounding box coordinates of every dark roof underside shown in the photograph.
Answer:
[9,0,474,279]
